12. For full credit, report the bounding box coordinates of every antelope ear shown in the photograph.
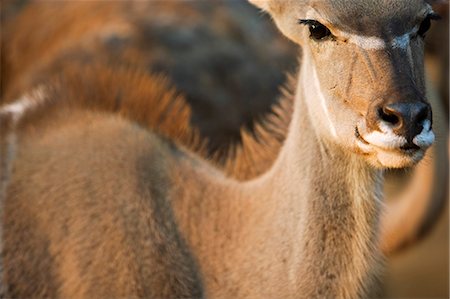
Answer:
[248,0,285,15]
[248,0,271,12]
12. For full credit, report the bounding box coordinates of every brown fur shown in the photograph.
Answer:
[0,0,298,154]
[0,1,444,297]
[1,65,207,298]
[2,70,385,297]
[0,0,294,180]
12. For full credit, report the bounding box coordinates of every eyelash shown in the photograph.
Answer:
[298,19,333,41]
[417,13,441,38]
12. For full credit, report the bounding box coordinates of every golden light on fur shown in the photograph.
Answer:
[0,1,445,298]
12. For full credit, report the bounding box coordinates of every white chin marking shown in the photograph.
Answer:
[413,120,435,148]
[377,149,422,168]
[362,122,406,149]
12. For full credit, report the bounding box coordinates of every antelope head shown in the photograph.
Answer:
[250,0,438,168]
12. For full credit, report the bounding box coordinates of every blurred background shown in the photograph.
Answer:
[1,1,448,297]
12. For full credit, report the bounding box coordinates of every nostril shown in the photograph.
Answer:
[416,106,429,124]
[376,102,431,141]
[378,106,400,126]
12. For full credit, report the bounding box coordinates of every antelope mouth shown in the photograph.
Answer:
[355,127,369,146]
[354,125,433,168]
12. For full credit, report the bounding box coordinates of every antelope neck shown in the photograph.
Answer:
[245,61,384,297]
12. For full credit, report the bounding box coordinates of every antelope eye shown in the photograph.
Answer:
[299,19,332,40]
[418,13,441,37]
[418,16,431,37]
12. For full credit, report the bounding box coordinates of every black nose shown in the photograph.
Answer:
[378,102,431,141]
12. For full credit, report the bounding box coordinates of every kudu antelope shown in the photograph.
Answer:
[0,1,445,256]
[0,0,440,297]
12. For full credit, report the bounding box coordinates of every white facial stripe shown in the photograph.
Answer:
[413,120,435,147]
[343,31,416,51]
[306,7,435,51]
[311,62,338,138]
[391,33,410,49]
[304,9,386,51]
[345,34,386,50]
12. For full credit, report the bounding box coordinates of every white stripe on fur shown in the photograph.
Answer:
[311,62,338,137]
